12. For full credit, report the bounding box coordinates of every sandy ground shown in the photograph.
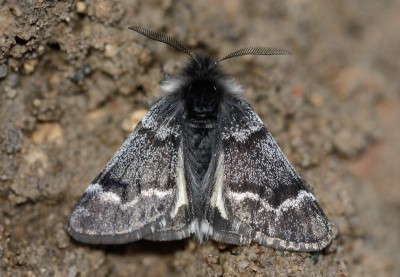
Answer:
[1,0,399,276]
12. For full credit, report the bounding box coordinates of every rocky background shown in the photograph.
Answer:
[1,0,399,276]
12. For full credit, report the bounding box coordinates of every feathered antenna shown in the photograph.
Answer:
[129,26,199,64]
[216,46,292,63]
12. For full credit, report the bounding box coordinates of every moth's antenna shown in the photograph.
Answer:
[216,46,292,64]
[129,26,199,64]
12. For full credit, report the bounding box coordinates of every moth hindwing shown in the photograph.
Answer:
[66,26,336,252]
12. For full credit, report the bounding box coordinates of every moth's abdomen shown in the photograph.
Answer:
[185,125,217,182]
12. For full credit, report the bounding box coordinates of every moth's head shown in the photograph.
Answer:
[183,53,219,79]
[179,52,227,88]
[180,53,223,120]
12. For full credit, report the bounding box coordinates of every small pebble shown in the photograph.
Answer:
[105,44,118,58]
[10,4,22,17]
[0,224,5,239]
[333,130,365,157]
[238,260,249,269]
[5,87,18,99]
[76,2,87,13]
[71,64,91,83]
[0,64,8,78]
[2,125,22,154]
[23,59,38,74]
[32,123,64,145]
[33,99,42,107]
[56,229,70,249]
[309,94,324,107]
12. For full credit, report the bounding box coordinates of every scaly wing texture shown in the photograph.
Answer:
[209,98,336,251]
[66,97,192,244]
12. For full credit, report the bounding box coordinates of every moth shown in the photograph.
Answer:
[66,26,336,252]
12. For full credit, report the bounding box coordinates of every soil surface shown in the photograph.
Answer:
[1,1,399,276]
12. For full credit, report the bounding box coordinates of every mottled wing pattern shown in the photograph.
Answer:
[66,97,191,244]
[210,98,336,251]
